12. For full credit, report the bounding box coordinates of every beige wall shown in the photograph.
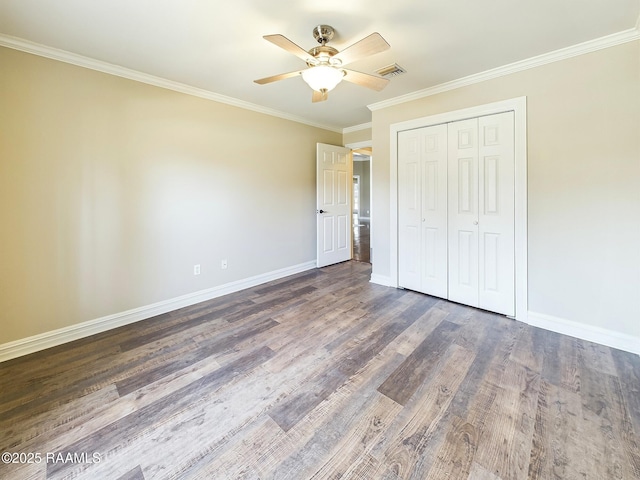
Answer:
[0,47,341,345]
[371,41,640,338]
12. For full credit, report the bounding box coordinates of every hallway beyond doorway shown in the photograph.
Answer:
[353,218,370,263]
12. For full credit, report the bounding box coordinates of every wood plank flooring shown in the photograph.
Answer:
[1,261,639,479]
[353,219,370,263]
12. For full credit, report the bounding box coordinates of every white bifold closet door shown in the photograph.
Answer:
[398,124,448,298]
[398,111,515,316]
[448,112,515,315]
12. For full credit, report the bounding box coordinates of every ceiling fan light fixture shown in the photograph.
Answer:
[254,26,391,103]
[301,65,345,92]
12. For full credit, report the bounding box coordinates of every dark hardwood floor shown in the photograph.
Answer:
[1,261,639,479]
[353,219,370,263]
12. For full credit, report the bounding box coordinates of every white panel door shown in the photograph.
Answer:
[421,125,449,297]
[447,114,515,314]
[398,124,448,296]
[448,118,480,307]
[317,143,352,268]
[478,112,515,315]
[398,130,422,290]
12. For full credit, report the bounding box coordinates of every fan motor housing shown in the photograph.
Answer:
[307,45,341,66]
[312,25,335,44]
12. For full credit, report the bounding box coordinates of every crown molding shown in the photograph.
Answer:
[369,27,640,111]
[0,34,342,133]
[342,122,372,134]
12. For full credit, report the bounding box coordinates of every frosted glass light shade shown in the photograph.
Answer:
[301,65,344,92]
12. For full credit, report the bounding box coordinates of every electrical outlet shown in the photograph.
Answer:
[221,259,228,270]
[194,264,201,275]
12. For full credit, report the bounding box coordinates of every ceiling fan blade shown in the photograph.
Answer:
[254,70,303,85]
[312,90,328,103]
[343,69,390,91]
[263,34,315,63]
[333,33,390,66]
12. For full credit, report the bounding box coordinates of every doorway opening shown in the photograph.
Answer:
[352,150,371,263]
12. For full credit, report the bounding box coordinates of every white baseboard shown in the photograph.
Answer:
[363,279,639,355]
[0,260,317,363]
[527,311,640,356]
[6,264,636,362]
[370,274,393,287]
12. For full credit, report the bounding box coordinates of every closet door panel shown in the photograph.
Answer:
[398,125,447,296]
[478,112,515,315]
[420,125,448,297]
[448,118,479,307]
[398,130,422,291]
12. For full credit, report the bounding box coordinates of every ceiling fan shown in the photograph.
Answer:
[254,25,391,103]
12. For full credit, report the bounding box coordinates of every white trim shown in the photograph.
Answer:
[370,274,393,287]
[389,97,528,322]
[527,311,640,356]
[0,261,316,363]
[368,28,640,111]
[0,34,341,134]
[343,122,372,134]
[345,140,373,150]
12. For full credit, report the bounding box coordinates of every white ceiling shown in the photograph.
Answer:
[1,0,638,130]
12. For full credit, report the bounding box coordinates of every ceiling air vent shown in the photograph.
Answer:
[376,63,406,78]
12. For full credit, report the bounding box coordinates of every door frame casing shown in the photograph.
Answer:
[389,96,528,321]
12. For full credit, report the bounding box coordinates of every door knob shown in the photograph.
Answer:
[318,209,327,214]
[473,220,479,225]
